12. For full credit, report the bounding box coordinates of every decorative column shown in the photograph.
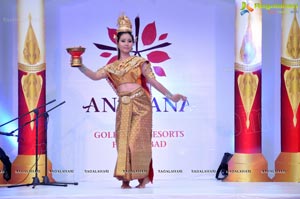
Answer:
[225,0,270,182]
[274,2,300,182]
[10,0,54,184]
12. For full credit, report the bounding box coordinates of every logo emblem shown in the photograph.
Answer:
[240,1,254,15]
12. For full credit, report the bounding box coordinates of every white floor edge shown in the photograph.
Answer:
[0,179,300,199]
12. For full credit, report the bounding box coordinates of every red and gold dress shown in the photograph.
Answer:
[98,56,155,182]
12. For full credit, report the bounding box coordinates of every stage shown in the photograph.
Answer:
[1,0,300,198]
[1,179,300,199]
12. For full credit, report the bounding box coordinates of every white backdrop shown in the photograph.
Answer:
[0,0,282,183]
[55,0,219,182]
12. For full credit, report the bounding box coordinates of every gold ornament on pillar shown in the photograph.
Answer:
[21,74,43,122]
[285,9,300,127]
[238,73,259,128]
[286,8,300,59]
[238,14,258,129]
[21,14,43,129]
[23,14,40,64]
[284,68,300,127]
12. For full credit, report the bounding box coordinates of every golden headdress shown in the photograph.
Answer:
[116,14,132,33]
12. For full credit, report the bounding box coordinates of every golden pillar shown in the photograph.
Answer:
[10,0,54,184]
[273,1,300,182]
[225,0,270,182]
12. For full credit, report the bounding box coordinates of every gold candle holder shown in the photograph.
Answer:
[66,46,85,67]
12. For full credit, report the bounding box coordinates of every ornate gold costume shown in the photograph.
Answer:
[99,56,155,182]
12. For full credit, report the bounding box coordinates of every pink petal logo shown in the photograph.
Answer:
[94,16,171,77]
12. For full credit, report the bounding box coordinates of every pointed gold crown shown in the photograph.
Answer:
[116,14,132,33]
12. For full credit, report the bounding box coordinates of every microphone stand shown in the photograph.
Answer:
[7,100,77,188]
[41,101,78,187]
[0,100,56,187]
[1,99,56,151]
[0,99,56,128]
[0,132,17,137]
[8,108,47,188]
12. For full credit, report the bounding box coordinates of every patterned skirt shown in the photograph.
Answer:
[114,87,153,182]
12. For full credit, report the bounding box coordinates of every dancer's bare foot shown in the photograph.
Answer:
[135,177,150,188]
[121,181,131,189]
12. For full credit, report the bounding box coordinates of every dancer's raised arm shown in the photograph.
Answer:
[78,65,107,81]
